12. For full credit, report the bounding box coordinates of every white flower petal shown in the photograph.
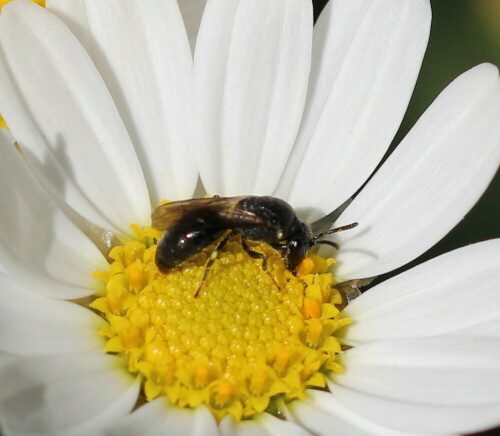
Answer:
[0,274,105,355]
[219,413,311,436]
[0,353,16,369]
[255,413,312,436]
[0,353,139,436]
[0,1,150,235]
[276,0,431,221]
[332,63,500,280]
[217,413,310,436]
[108,399,220,436]
[178,0,208,51]
[48,0,198,205]
[334,389,500,435]
[220,419,270,436]
[0,253,97,300]
[334,337,500,405]
[328,338,500,434]
[289,391,425,436]
[0,129,107,298]
[340,239,500,344]
[218,416,238,436]
[61,379,140,436]
[194,0,312,195]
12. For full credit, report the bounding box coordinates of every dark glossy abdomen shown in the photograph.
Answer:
[155,208,227,273]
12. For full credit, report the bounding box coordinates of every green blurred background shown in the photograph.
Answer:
[313,0,500,268]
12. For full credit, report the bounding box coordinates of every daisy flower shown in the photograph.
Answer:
[0,0,499,435]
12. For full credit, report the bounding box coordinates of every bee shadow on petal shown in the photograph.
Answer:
[1,133,105,285]
[2,135,68,278]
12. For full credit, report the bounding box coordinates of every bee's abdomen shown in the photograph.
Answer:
[155,207,228,274]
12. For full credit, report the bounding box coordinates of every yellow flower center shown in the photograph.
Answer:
[91,225,350,422]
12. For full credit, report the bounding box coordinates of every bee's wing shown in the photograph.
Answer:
[228,204,269,227]
[151,196,247,230]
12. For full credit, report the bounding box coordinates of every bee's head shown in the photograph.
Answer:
[285,221,359,272]
[284,221,312,271]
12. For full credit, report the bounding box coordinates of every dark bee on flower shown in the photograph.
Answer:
[151,196,357,296]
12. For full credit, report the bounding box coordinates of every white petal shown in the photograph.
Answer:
[48,0,198,205]
[109,399,220,436]
[220,419,271,436]
[0,274,105,355]
[328,337,500,433]
[194,0,312,195]
[0,353,16,369]
[62,379,139,436]
[276,0,431,221]
[289,391,426,436]
[339,239,500,344]
[0,353,139,436]
[255,413,312,436]
[332,64,500,280]
[0,1,150,235]
[219,413,311,436]
[335,387,500,436]
[0,130,107,298]
[335,337,500,405]
[178,0,208,51]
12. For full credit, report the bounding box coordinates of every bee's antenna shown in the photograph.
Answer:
[311,222,358,242]
[309,240,339,249]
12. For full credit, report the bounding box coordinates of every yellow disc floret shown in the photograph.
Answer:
[91,225,350,421]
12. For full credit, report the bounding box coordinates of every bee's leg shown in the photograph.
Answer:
[194,229,238,297]
[271,243,288,263]
[241,238,283,291]
[241,237,267,270]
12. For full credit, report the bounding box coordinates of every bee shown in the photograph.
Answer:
[151,196,357,296]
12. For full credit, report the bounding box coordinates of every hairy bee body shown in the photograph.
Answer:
[151,196,357,292]
[152,196,308,273]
